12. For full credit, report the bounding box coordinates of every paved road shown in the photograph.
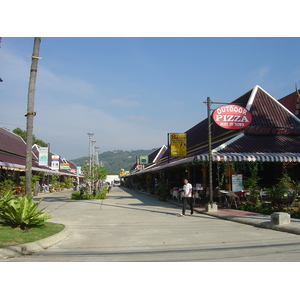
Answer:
[4,187,300,262]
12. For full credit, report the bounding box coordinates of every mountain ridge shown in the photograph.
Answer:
[71,148,157,174]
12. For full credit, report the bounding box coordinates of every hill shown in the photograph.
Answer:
[71,149,157,174]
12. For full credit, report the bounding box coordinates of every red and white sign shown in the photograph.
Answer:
[212,105,252,130]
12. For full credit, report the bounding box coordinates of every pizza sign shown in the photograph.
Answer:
[212,104,252,130]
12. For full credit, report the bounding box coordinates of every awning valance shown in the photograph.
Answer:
[196,153,300,163]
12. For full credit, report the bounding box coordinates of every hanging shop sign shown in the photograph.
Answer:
[213,105,252,130]
[170,133,187,157]
[140,156,149,165]
[60,163,70,170]
[51,155,60,171]
[39,147,49,166]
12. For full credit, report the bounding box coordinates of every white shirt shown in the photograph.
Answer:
[183,183,192,197]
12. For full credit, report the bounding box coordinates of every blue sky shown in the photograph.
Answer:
[1,37,300,159]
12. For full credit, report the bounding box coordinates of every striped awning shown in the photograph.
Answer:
[0,161,79,176]
[0,161,25,171]
[127,152,300,177]
[196,153,300,163]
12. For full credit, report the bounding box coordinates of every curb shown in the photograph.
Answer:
[0,224,69,259]
[167,199,300,235]
[204,212,300,235]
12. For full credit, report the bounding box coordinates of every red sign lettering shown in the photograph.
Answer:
[212,105,252,130]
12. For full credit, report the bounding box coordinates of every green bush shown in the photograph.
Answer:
[0,180,14,197]
[71,184,108,200]
[71,192,94,200]
[64,178,73,189]
[0,192,51,230]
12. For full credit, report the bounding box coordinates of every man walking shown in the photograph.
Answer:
[179,178,194,216]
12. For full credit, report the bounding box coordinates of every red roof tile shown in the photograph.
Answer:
[0,127,26,157]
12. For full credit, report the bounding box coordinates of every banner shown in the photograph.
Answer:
[39,147,48,166]
[77,166,82,176]
[170,133,187,157]
[140,156,149,165]
[60,163,70,170]
[231,174,243,191]
[51,155,60,171]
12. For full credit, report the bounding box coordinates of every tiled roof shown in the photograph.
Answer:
[278,88,300,118]
[128,86,300,175]
[0,127,26,157]
[216,134,300,154]
[249,88,300,128]
[148,145,167,164]
[130,162,137,171]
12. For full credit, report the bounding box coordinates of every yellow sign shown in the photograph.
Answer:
[170,133,187,157]
[120,170,130,177]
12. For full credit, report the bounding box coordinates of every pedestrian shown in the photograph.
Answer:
[179,178,194,216]
[73,178,78,191]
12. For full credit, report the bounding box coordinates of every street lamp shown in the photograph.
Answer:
[94,146,99,166]
[87,133,94,193]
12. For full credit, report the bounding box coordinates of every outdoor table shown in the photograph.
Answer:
[259,190,269,200]
[219,190,243,209]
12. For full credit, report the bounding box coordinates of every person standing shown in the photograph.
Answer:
[179,178,194,216]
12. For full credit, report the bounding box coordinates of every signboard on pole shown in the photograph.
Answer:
[170,133,187,157]
[213,105,252,130]
[140,156,149,165]
[39,147,48,166]
[51,155,60,171]
[231,174,243,191]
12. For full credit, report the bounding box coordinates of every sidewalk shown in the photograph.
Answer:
[167,198,300,235]
[2,187,300,261]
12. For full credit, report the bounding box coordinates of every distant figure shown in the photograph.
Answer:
[42,183,48,192]
[179,178,193,216]
[107,182,111,193]
[73,179,78,191]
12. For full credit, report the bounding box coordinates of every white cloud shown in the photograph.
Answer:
[111,98,140,106]
[126,114,150,121]
[0,45,165,159]
[256,65,271,79]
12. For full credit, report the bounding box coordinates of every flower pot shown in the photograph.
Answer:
[271,188,296,207]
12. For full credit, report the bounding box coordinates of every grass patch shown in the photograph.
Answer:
[0,222,65,248]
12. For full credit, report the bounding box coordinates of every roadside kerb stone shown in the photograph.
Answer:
[204,211,300,235]
[0,224,69,259]
[166,198,300,235]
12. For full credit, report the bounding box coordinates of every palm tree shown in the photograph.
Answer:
[25,37,41,196]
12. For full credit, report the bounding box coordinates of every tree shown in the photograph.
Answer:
[13,127,47,147]
[82,164,107,194]
[25,37,41,196]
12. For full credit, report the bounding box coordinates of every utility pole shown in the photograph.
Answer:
[206,97,213,206]
[204,97,230,211]
[91,140,96,194]
[25,37,41,196]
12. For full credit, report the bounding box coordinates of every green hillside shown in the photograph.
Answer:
[71,149,156,174]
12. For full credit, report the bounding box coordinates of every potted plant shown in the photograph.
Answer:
[158,183,168,201]
[60,182,66,190]
[243,164,261,207]
[268,173,296,209]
